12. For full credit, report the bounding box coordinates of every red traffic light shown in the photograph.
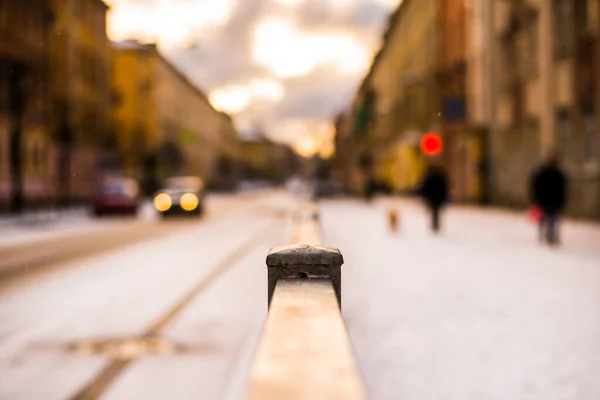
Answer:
[420,132,443,156]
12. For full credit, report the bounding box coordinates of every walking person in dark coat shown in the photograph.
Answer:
[530,155,568,245]
[418,164,450,233]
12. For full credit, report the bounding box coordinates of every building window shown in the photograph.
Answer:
[73,0,84,19]
[393,100,402,134]
[500,34,516,90]
[40,144,47,172]
[26,141,35,173]
[0,0,7,28]
[526,11,539,77]
[404,92,413,124]
[0,132,5,173]
[94,11,107,41]
[584,113,597,161]
[0,70,8,113]
[35,143,42,172]
[574,0,590,36]
[554,0,573,59]
[556,109,572,159]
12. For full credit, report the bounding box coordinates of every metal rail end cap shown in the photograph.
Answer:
[266,244,343,268]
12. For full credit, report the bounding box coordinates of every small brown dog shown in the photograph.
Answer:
[387,209,399,232]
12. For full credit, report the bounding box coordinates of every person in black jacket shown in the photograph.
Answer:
[418,164,450,233]
[530,155,568,245]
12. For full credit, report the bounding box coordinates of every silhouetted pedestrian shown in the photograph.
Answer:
[530,155,567,245]
[418,165,449,233]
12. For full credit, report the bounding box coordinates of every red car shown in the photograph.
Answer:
[92,178,141,217]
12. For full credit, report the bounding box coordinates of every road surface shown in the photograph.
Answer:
[0,192,294,400]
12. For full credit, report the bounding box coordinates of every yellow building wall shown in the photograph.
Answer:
[111,48,154,177]
[394,144,424,191]
[153,54,222,181]
[48,0,111,199]
[113,44,226,183]
[361,0,438,194]
[0,1,54,204]
[50,0,110,137]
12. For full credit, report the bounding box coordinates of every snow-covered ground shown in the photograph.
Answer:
[0,207,88,227]
[320,197,600,400]
[0,192,294,400]
[0,209,93,245]
[0,204,153,248]
[0,193,268,248]
[2,192,598,400]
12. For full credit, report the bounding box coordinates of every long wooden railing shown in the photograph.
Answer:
[245,202,366,399]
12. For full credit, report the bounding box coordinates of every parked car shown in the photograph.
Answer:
[92,178,141,217]
[153,176,205,218]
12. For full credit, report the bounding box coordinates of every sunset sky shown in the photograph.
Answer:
[105,0,399,156]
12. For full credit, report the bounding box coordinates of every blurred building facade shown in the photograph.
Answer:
[345,82,374,195]
[440,0,486,202]
[489,0,600,218]
[1,0,113,211]
[2,1,245,213]
[211,112,242,191]
[336,0,600,219]
[386,0,440,193]
[465,0,494,204]
[237,132,296,184]
[0,0,52,211]
[490,0,552,209]
[338,0,440,196]
[49,0,112,203]
[111,40,236,193]
[331,111,354,188]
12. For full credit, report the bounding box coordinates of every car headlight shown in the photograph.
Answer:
[154,193,172,211]
[180,193,199,211]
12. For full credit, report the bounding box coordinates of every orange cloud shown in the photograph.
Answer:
[252,17,371,78]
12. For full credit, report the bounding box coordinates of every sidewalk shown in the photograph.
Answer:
[375,196,600,256]
[319,197,600,400]
[0,207,100,248]
[0,193,279,248]
[0,207,88,228]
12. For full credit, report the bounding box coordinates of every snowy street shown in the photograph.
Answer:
[321,198,600,400]
[0,191,294,400]
[0,192,599,399]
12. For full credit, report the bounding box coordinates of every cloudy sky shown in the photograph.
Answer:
[105,0,399,156]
